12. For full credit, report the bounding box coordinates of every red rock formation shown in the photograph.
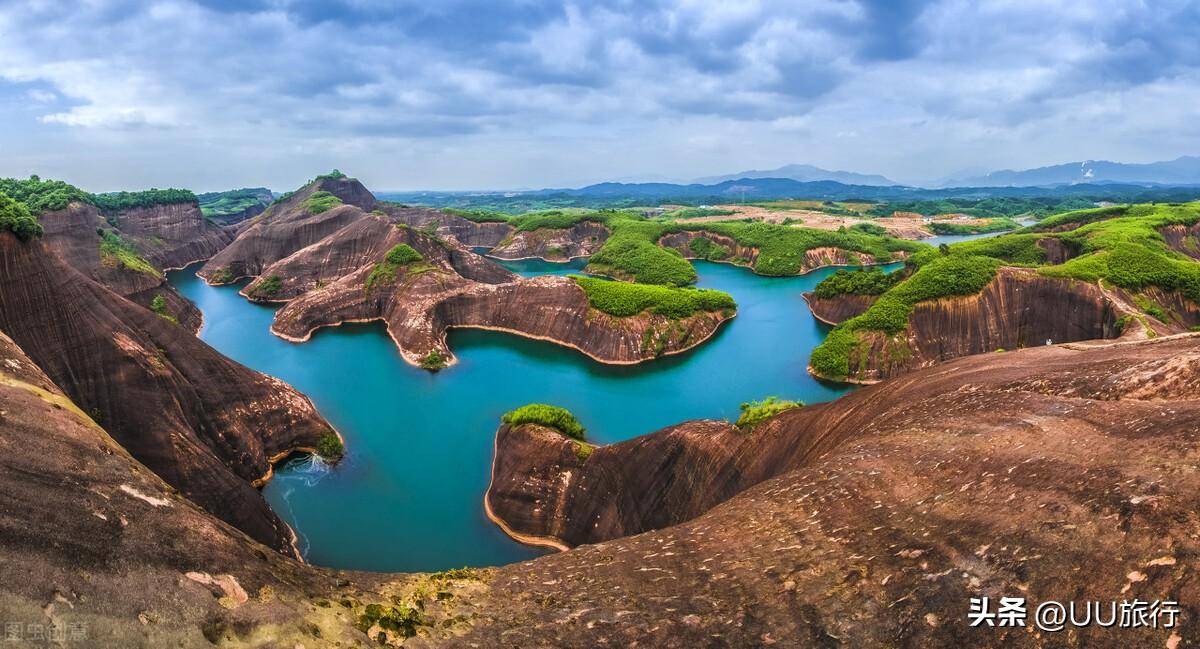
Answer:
[1161,222,1200,260]
[659,229,883,274]
[488,221,609,260]
[832,267,1134,382]
[199,176,377,283]
[208,184,733,367]
[110,201,233,270]
[658,229,759,265]
[0,232,334,553]
[802,292,877,324]
[2,316,1198,646]
[272,246,731,368]
[37,200,215,331]
[383,205,513,248]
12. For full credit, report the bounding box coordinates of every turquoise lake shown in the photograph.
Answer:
[170,236,995,572]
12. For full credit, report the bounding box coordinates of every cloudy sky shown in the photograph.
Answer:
[1,0,1198,192]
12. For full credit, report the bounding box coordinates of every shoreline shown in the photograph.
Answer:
[482,428,571,553]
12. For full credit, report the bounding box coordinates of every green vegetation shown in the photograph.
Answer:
[687,236,731,260]
[98,230,160,277]
[0,175,92,213]
[849,222,887,235]
[0,192,43,241]
[663,207,736,219]
[927,217,1020,235]
[735,397,802,431]
[572,275,735,319]
[509,209,601,232]
[442,207,510,223]
[572,440,594,462]
[304,190,343,214]
[92,188,196,212]
[366,244,425,290]
[149,294,177,324]
[812,267,901,298]
[248,275,283,299]
[501,404,585,440]
[316,169,348,181]
[587,217,699,285]
[681,220,921,276]
[197,188,272,220]
[316,432,345,460]
[355,603,421,638]
[0,175,194,216]
[867,197,1098,219]
[418,349,448,370]
[810,201,1200,380]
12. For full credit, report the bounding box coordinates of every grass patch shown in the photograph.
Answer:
[248,275,283,299]
[304,190,343,214]
[149,294,178,324]
[572,275,735,318]
[443,207,511,223]
[501,404,585,440]
[810,201,1200,380]
[735,397,802,431]
[98,230,160,277]
[365,244,424,290]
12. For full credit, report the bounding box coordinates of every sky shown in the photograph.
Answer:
[1,0,1198,192]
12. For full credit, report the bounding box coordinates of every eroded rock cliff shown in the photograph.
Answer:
[803,292,878,325]
[4,326,1195,647]
[269,228,730,367]
[0,232,334,553]
[488,221,609,260]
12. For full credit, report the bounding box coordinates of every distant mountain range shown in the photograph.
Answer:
[694,164,896,187]
[943,156,1200,187]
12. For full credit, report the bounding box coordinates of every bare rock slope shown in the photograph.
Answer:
[0,231,333,553]
[1,321,1197,647]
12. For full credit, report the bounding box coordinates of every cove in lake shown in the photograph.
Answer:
[170,233,1001,573]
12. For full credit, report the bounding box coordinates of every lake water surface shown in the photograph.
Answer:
[170,233,997,572]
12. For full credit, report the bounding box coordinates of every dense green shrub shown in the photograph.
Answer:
[0,192,43,241]
[386,243,423,265]
[0,176,92,213]
[928,217,1019,235]
[92,188,196,211]
[735,397,802,430]
[366,244,425,289]
[304,190,343,214]
[316,169,348,180]
[509,209,605,232]
[572,275,735,318]
[316,432,345,460]
[418,349,448,370]
[812,268,900,298]
[501,404,586,440]
[849,222,887,235]
[442,207,510,223]
[687,236,731,260]
[149,294,178,323]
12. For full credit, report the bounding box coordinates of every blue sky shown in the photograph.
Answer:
[0,0,1198,192]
